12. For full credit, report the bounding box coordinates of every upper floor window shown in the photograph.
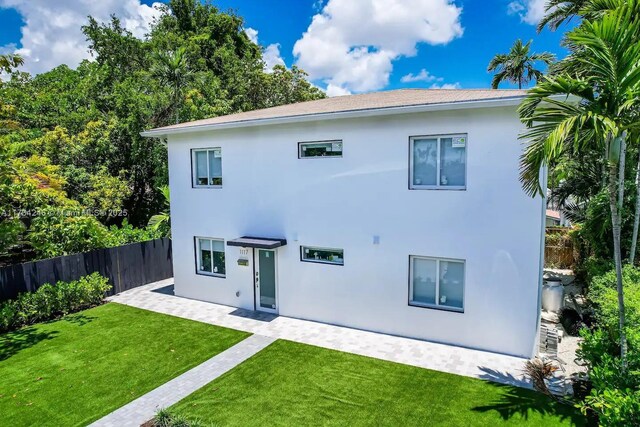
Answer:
[196,237,226,277]
[192,148,222,187]
[410,135,466,190]
[299,140,343,158]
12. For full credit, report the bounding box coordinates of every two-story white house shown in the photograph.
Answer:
[142,89,546,358]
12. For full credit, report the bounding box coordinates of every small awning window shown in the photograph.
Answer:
[227,236,287,249]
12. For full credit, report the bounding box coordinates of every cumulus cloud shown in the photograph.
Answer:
[507,0,546,25]
[244,27,285,72]
[263,43,286,70]
[430,82,461,89]
[244,27,259,44]
[0,0,163,75]
[400,68,440,83]
[325,83,351,97]
[293,0,463,94]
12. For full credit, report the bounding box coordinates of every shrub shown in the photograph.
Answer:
[152,409,204,427]
[577,265,640,426]
[0,273,111,333]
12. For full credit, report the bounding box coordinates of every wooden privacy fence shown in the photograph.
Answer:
[544,228,575,269]
[0,238,173,302]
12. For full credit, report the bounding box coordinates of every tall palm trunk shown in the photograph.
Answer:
[607,136,628,370]
[630,149,640,264]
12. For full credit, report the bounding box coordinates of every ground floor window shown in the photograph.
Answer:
[409,256,464,311]
[300,246,344,265]
[196,237,226,277]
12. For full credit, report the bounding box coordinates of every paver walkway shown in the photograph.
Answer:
[90,334,275,427]
[107,279,532,389]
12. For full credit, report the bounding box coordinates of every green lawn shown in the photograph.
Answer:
[0,302,250,427]
[170,340,585,427]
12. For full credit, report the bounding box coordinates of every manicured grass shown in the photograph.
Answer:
[0,302,250,427]
[171,340,585,426]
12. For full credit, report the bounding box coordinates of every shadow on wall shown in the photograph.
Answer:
[473,368,587,426]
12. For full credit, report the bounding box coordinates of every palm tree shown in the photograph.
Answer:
[148,185,171,237]
[537,0,587,32]
[487,40,555,89]
[537,0,624,32]
[151,47,194,124]
[518,4,640,368]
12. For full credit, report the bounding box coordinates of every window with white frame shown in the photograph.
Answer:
[409,256,464,311]
[299,140,343,158]
[196,237,226,277]
[300,246,344,265]
[192,148,222,187]
[410,135,467,189]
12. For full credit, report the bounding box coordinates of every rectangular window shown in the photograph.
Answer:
[299,140,343,158]
[192,148,222,187]
[196,237,226,277]
[410,135,466,189]
[300,246,344,265]
[409,256,464,311]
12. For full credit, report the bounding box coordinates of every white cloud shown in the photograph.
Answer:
[507,0,546,25]
[243,27,285,72]
[0,0,163,76]
[400,68,440,83]
[293,0,463,94]
[325,83,351,97]
[244,27,258,44]
[430,82,461,89]
[263,43,286,70]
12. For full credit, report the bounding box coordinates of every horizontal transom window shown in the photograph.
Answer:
[192,148,222,187]
[299,140,343,158]
[196,237,226,277]
[410,135,467,189]
[409,256,464,312]
[301,246,344,265]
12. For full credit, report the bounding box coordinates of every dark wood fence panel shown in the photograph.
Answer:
[0,238,173,302]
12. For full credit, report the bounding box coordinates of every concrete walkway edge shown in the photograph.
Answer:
[90,334,276,427]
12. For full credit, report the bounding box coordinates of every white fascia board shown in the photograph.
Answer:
[140,96,526,138]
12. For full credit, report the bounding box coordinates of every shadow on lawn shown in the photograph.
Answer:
[473,367,586,426]
[0,327,58,361]
[61,313,96,327]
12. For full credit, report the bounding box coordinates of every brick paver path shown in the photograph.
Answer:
[106,279,532,389]
[90,334,275,427]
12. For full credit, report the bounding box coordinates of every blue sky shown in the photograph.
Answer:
[0,0,573,94]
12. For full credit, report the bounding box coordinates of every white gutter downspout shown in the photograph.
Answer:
[533,165,549,357]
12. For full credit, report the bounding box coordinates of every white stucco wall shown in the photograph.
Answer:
[166,106,544,358]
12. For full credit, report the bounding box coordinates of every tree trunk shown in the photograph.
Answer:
[607,138,628,370]
[630,149,640,264]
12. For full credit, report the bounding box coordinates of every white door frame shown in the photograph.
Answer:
[255,249,278,314]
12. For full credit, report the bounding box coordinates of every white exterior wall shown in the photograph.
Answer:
[167,106,544,358]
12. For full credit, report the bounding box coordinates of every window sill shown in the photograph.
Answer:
[409,186,466,191]
[196,271,226,278]
[408,301,464,313]
[300,259,344,266]
[193,185,223,189]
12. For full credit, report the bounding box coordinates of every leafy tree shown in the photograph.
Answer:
[518,3,640,369]
[0,54,23,74]
[487,39,555,89]
[0,0,324,264]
